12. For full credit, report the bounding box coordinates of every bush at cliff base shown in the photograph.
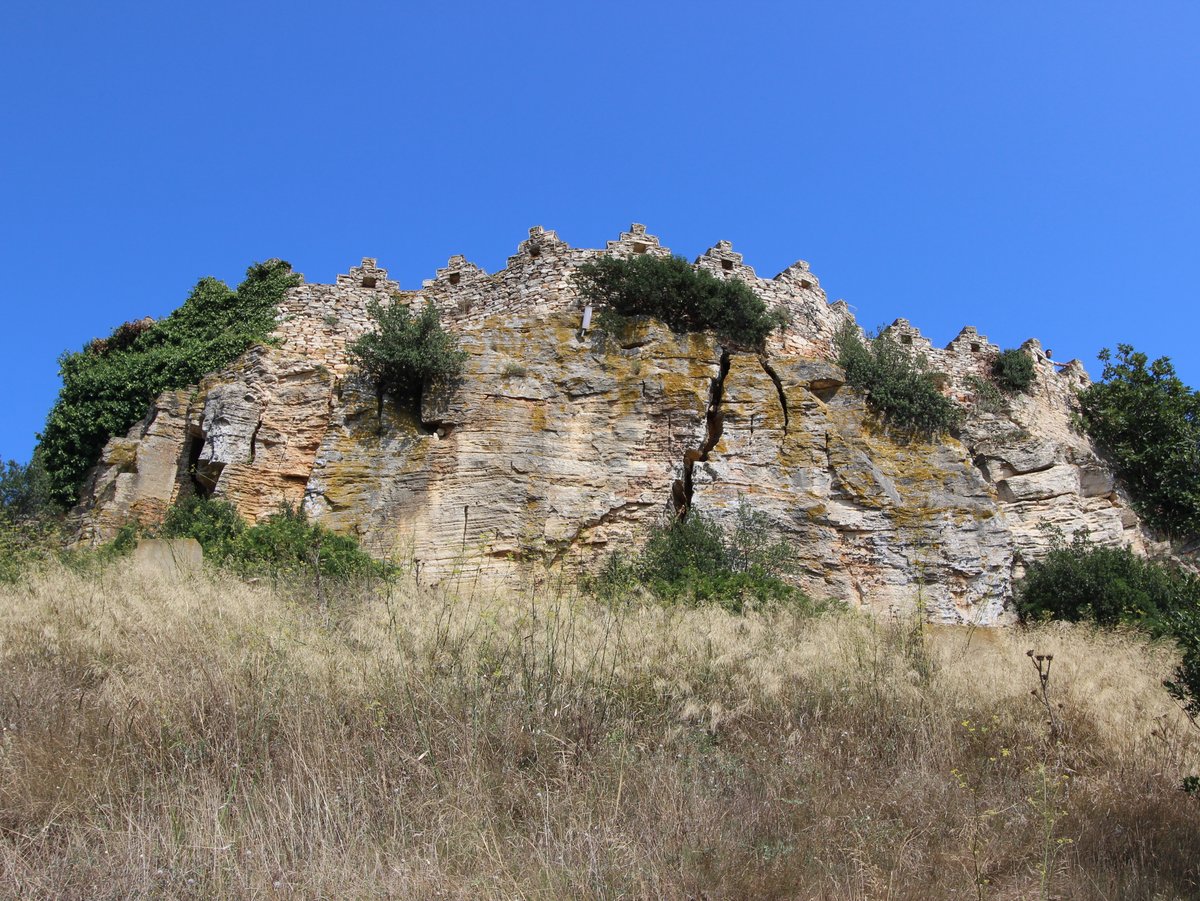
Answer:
[573,254,787,349]
[36,260,301,508]
[588,502,822,614]
[1078,344,1200,540]
[834,322,962,438]
[1016,530,1200,634]
[162,496,390,582]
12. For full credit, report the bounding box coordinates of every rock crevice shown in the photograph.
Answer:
[678,349,730,517]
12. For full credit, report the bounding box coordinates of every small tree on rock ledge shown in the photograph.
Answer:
[349,298,467,411]
[573,254,787,348]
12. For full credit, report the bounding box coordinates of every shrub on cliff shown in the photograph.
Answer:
[161,494,247,561]
[573,254,787,348]
[1077,344,1200,540]
[834,322,962,438]
[349,298,466,409]
[37,260,300,507]
[992,348,1036,393]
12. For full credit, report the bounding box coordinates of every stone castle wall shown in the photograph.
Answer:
[74,222,1152,624]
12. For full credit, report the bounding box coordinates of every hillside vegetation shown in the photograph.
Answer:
[1,563,1197,899]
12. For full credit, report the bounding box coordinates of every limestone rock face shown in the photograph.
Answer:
[75,389,193,544]
[73,225,1165,623]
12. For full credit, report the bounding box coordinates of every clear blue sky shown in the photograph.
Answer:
[2,1,1198,464]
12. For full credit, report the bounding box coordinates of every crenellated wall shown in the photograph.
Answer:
[272,223,879,369]
[73,222,1162,623]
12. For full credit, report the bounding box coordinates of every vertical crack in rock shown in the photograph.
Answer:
[185,428,209,497]
[675,349,731,518]
[248,417,263,463]
[760,356,789,437]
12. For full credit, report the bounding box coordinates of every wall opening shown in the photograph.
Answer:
[529,247,541,259]
[362,276,377,289]
[800,279,813,289]
[900,334,913,346]
[970,342,981,353]
[721,259,733,272]
[448,272,461,285]
[632,242,648,254]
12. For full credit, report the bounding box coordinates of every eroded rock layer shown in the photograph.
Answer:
[74,224,1160,622]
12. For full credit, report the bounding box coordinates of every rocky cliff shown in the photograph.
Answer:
[73,224,1159,622]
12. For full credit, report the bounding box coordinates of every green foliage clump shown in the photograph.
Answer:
[1016,530,1200,633]
[834,322,963,438]
[349,298,467,409]
[589,501,816,613]
[992,348,1036,394]
[37,260,300,507]
[1078,345,1200,540]
[0,517,136,584]
[573,254,787,348]
[160,494,246,561]
[161,495,389,582]
[0,457,62,582]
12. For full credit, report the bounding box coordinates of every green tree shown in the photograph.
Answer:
[349,298,467,409]
[573,254,787,348]
[1016,528,1200,793]
[1078,344,1200,539]
[834,322,962,438]
[1163,606,1200,735]
[37,260,300,507]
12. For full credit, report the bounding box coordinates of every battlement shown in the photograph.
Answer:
[774,260,822,291]
[945,325,998,356]
[605,222,671,258]
[336,258,401,293]
[882,318,935,352]
[696,240,757,281]
[270,223,1078,384]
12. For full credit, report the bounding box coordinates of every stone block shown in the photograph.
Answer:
[132,538,204,577]
[998,464,1080,502]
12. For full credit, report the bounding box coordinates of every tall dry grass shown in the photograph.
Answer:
[0,561,1197,899]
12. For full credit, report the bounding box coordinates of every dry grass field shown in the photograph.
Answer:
[1,562,1197,899]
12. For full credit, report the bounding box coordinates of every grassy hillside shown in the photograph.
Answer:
[1,565,1197,899]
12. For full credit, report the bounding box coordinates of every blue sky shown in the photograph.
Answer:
[2,1,1197,463]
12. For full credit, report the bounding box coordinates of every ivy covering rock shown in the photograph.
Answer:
[37,260,300,506]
